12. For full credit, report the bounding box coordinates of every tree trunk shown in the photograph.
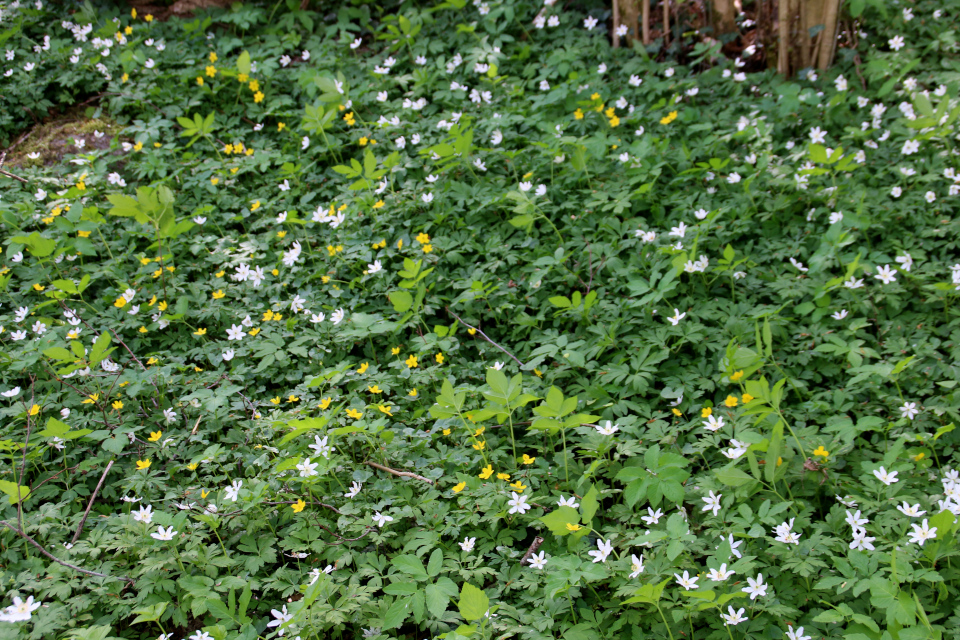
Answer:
[712,0,737,36]
[613,0,621,48]
[799,0,812,69]
[663,0,670,45]
[816,0,841,69]
[618,0,641,45]
[641,0,650,44]
[777,0,790,74]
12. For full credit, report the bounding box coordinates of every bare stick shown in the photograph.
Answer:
[446,307,524,367]
[0,168,28,183]
[313,518,375,545]
[520,536,545,565]
[264,500,349,517]
[71,460,114,544]
[18,379,37,534]
[365,460,435,485]
[1,521,135,585]
[7,126,35,153]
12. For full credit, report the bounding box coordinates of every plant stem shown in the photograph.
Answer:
[655,604,676,640]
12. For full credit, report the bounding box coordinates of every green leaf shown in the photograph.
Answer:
[765,421,783,483]
[383,597,410,629]
[539,506,579,536]
[813,610,845,623]
[237,50,251,75]
[621,579,669,605]
[427,548,443,577]
[934,423,955,440]
[278,413,335,445]
[384,582,419,595]
[389,290,413,312]
[425,584,449,618]
[52,279,78,294]
[0,479,30,504]
[715,466,755,487]
[89,331,112,365]
[11,233,55,257]
[39,418,70,438]
[457,583,489,621]
[131,602,168,624]
[392,554,428,581]
[43,347,73,361]
[580,484,599,523]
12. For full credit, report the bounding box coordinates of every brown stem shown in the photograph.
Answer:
[0,520,135,586]
[520,535,545,565]
[31,464,80,493]
[0,168,29,183]
[18,379,37,533]
[445,307,524,367]
[71,460,114,544]
[365,460,435,485]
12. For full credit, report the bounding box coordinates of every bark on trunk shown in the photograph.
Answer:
[816,0,841,69]
[777,0,790,74]
[712,0,737,36]
[641,0,650,44]
[619,0,641,45]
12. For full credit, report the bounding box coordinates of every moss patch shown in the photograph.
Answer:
[5,111,123,169]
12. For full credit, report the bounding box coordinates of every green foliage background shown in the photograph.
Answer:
[2,0,960,639]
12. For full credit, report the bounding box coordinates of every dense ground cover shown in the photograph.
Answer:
[3,0,960,638]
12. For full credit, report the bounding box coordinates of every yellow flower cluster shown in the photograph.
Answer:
[223,142,253,156]
[660,110,678,125]
[604,107,619,127]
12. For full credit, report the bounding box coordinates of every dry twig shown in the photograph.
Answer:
[445,307,524,367]
[1,520,135,585]
[71,460,114,544]
[365,460,435,485]
[520,536,544,565]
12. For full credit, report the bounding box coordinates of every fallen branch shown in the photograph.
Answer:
[314,520,375,545]
[520,536,544,565]
[445,307,524,367]
[0,168,29,183]
[71,460,114,544]
[266,500,347,515]
[365,460,435,485]
[0,520,135,586]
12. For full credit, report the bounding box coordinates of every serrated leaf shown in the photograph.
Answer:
[457,583,489,621]
[131,602,168,624]
[425,584,448,618]
[392,554,428,580]
[427,548,443,577]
